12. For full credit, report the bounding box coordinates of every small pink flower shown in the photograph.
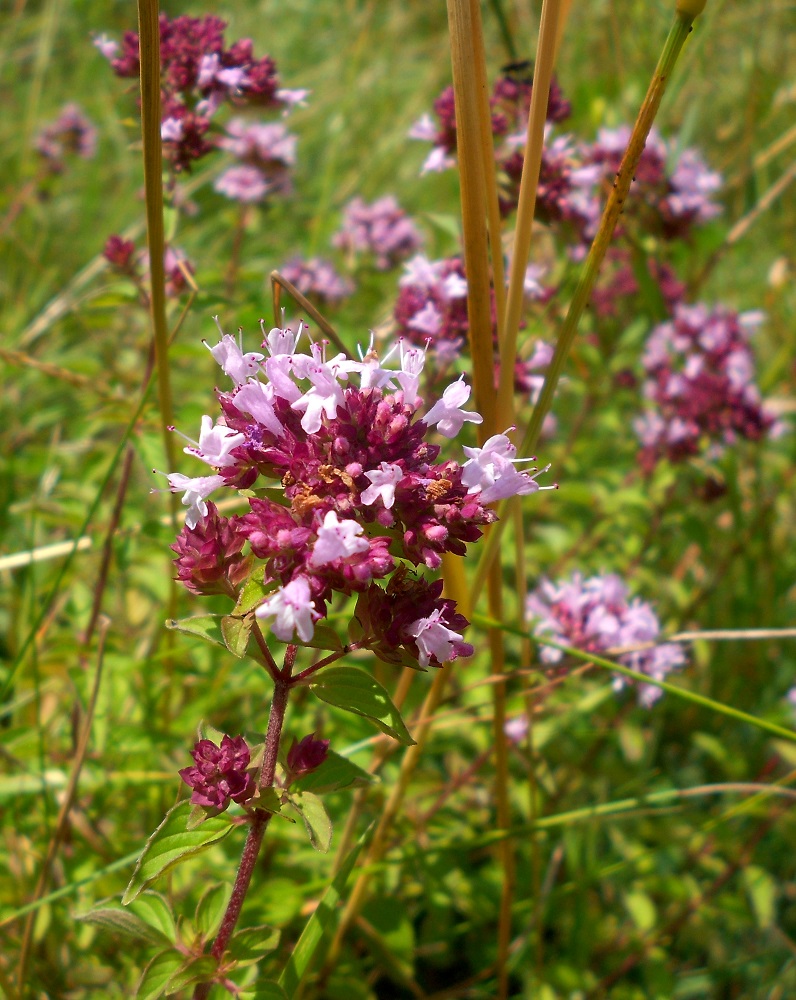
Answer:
[309,511,370,567]
[256,576,320,642]
[424,377,483,438]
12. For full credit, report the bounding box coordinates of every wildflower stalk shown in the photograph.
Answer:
[471,3,705,605]
[193,662,292,1000]
[470,0,506,341]
[322,552,472,978]
[137,0,178,482]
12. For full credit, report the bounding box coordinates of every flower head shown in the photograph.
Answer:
[635,303,779,470]
[179,734,255,811]
[166,322,554,663]
[333,196,423,271]
[527,572,686,706]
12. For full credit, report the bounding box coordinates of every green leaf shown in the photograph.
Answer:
[287,791,333,852]
[624,889,657,932]
[166,615,225,649]
[195,884,232,940]
[235,566,268,615]
[278,826,371,995]
[129,892,177,943]
[221,614,253,659]
[741,865,776,929]
[292,749,377,795]
[309,667,415,745]
[123,802,234,905]
[227,924,281,967]
[136,950,184,1000]
[75,905,168,946]
[164,956,218,994]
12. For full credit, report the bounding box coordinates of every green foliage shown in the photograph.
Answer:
[123,803,235,904]
[310,666,415,745]
[2,0,795,997]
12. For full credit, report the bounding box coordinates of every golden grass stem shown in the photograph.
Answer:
[137,0,178,484]
[470,0,506,341]
[446,0,498,439]
[496,0,562,434]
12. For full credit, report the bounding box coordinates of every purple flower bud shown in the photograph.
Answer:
[179,734,255,811]
[171,502,251,596]
[285,733,330,779]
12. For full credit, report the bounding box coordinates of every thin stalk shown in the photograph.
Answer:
[137,0,178,484]
[447,3,513,990]
[321,662,454,978]
[472,6,703,605]
[194,671,291,1000]
[497,0,562,433]
[475,616,796,745]
[446,0,498,437]
[270,270,352,359]
[470,0,506,341]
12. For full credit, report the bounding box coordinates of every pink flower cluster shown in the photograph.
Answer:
[586,126,722,240]
[393,254,554,402]
[635,304,779,470]
[98,15,305,174]
[280,256,354,307]
[167,322,555,668]
[333,196,423,271]
[411,79,722,247]
[35,103,97,173]
[527,572,686,706]
[214,118,298,203]
[179,734,255,811]
[409,71,570,179]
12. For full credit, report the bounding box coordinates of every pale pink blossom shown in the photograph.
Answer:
[309,511,370,566]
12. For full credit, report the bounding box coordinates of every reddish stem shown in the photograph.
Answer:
[289,641,366,685]
[193,665,291,999]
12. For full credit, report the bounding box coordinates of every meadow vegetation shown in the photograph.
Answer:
[1,0,795,997]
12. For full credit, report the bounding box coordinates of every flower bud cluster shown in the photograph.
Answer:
[409,72,570,180]
[98,15,305,174]
[178,734,255,811]
[634,304,779,470]
[528,572,686,706]
[214,118,298,204]
[393,254,554,404]
[102,237,195,299]
[280,257,354,308]
[585,126,722,240]
[167,322,554,667]
[410,81,721,246]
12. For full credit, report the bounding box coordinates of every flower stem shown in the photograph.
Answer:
[193,668,292,999]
